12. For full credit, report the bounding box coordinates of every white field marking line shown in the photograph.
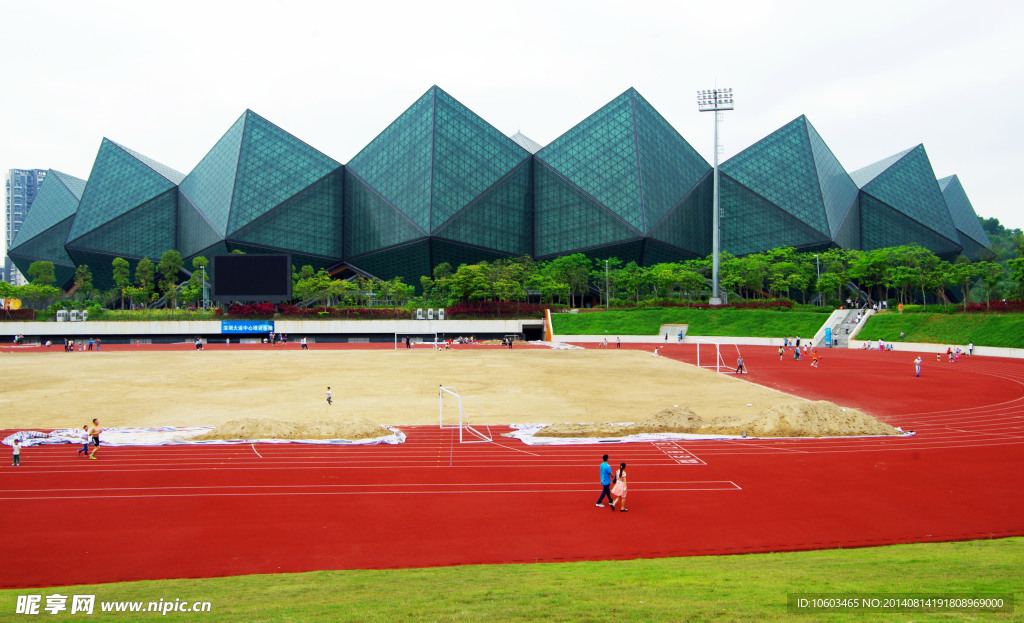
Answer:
[716,439,811,453]
[251,444,263,458]
[10,438,1024,472]
[8,480,731,493]
[479,442,544,457]
[658,439,1024,455]
[0,460,713,476]
[2,484,742,501]
[651,442,708,464]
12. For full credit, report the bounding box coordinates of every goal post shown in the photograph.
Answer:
[694,341,747,374]
[438,385,493,443]
[694,340,726,373]
[394,333,437,349]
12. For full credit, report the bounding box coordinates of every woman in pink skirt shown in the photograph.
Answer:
[611,462,628,512]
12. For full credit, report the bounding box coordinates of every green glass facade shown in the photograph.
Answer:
[720,116,857,255]
[344,86,532,281]
[27,86,989,294]
[938,175,992,260]
[8,170,86,289]
[851,145,962,258]
[66,140,184,289]
[178,110,343,268]
[534,88,712,262]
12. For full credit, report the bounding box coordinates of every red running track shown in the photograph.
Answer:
[3,343,1023,588]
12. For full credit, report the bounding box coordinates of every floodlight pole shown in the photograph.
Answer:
[698,88,734,305]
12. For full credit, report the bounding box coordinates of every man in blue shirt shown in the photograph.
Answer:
[596,454,615,509]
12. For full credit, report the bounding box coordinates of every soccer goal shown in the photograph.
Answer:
[439,385,493,443]
[394,333,437,350]
[695,341,747,375]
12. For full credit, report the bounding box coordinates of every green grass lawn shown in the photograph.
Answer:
[552,308,828,338]
[857,312,1024,348]
[3,538,1019,621]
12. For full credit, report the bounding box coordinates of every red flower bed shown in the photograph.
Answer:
[2,309,37,321]
[276,304,406,319]
[445,302,554,319]
[226,303,277,318]
[965,300,1024,313]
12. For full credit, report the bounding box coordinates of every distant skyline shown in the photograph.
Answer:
[3,0,1021,231]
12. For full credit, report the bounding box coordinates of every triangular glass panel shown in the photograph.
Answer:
[69,139,179,242]
[720,175,831,256]
[179,112,246,236]
[228,111,341,234]
[230,170,343,260]
[433,161,531,255]
[346,89,435,231]
[533,162,641,257]
[537,90,644,230]
[344,170,426,257]
[720,116,829,235]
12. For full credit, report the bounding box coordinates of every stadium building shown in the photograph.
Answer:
[8,86,992,291]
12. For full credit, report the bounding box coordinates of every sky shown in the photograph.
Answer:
[3,0,1023,243]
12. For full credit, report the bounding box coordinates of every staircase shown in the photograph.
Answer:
[817,308,865,349]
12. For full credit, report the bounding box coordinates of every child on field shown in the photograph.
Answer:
[610,463,628,511]
[12,439,21,466]
[77,425,89,456]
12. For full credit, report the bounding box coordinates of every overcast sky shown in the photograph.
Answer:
[4,0,1022,235]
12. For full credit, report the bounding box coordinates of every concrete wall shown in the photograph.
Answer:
[0,319,545,339]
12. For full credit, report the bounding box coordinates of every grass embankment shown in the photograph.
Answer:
[858,312,1024,349]
[3,538,1019,622]
[552,308,827,338]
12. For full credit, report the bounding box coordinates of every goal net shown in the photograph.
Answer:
[695,342,747,374]
[438,385,493,443]
[394,333,437,349]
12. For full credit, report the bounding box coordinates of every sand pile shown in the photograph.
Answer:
[193,417,394,441]
[535,401,900,438]
[737,401,901,438]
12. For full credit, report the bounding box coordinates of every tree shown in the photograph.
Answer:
[1007,257,1024,299]
[948,261,982,311]
[157,250,184,307]
[112,257,131,310]
[543,254,590,308]
[449,264,492,302]
[977,261,1005,309]
[73,264,93,300]
[27,261,56,287]
[135,257,155,305]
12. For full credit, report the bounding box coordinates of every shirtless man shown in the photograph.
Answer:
[88,418,101,460]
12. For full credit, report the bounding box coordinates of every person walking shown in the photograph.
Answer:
[778,346,784,361]
[326,387,333,406]
[301,337,308,350]
[616,337,621,349]
[610,463,628,511]
[596,454,614,508]
[735,356,746,374]
[914,356,922,378]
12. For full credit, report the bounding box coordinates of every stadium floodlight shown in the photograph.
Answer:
[697,88,734,305]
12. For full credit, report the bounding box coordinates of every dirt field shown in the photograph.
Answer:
[1,348,804,430]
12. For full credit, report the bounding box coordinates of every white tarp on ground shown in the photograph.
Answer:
[2,426,406,447]
[505,423,913,445]
[532,341,585,350]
